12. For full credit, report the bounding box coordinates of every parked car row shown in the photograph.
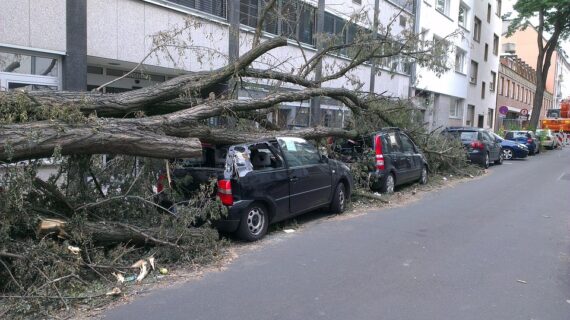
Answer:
[155,126,557,241]
[442,127,557,168]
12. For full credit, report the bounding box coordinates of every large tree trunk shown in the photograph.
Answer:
[0,120,202,161]
[38,218,216,247]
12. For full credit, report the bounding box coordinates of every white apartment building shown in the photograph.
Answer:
[0,0,415,129]
[414,0,502,130]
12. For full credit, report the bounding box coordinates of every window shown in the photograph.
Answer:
[490,71,496,91]
[167,0,227,18]
[473,17,481,42]
[506,79,510,96]
[240,0,258,27]
[510,82,514,98]
[324,12,347,47]
[496,0,502,17]
[262,0,315,45]
[278,137,321,167]
[0,51,59,77]
[487,108,494,128]
[481,81,486,99]
[399,133,416,153]
[458,3,469,28]
[487,3,491,22]
[516,84,520,100]
[386,132,402,153]
[249,144,284,170]
[455,47,466,73]
[390,0,414,11]
[499,76,504,95]
[436,0,450,16]
[493,34,499,55]
[450,99,464,118]
[352,0,362,4]
[399,15,406,27]
[470,60,478,84]
[484,43,489,61]
[434,36,450,66]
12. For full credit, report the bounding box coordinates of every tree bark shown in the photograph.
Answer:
[0,120,202,162]
[37,218,215,247]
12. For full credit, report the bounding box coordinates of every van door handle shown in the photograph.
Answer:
[290,177,299,182]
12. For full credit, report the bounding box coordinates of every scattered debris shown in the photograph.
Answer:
[112,272,125,283]
[67,246,81,255]
[105,287,122,296]
[516,279,527,284]
[442,177,447,181]
[131,259,146,268]
[373,192,381,197]
[566,299,570,304]
[284,229,295,234]
[148,257,156,270]
[542,215,551,219]
[124,275,137,282]
[159,268,168,275]
[469,174,474,178]
[136,261,149,282]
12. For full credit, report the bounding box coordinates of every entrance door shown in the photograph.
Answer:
[477,115,485,128]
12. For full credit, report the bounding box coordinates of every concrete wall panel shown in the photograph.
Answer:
[30,0,66,51]
[87,0,118,59]
[117,0,146,62]
[0,0,31,47]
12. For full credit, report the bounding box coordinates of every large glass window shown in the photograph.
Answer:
[167,0,227,18]
[278,137,321,167]
[0,52,58,77]
[240,0,258,27]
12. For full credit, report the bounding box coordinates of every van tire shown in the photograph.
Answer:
[380,173,395,194]
[236,203,269,242]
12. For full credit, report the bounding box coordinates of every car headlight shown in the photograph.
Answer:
[519,144,528,149]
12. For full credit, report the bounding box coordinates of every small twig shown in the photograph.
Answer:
[88,168,106,198]
[112,222,183,249]
[34,266,69,310]
[0,258,25,293]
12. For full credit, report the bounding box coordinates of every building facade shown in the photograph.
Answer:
[414,0,503,130]
[495,54,542,129]
[501,21,569,117]
[0,0,416,129]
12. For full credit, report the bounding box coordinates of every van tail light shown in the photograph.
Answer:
[156,173,167,193]
[375,135,385,170]
[217,179,233,206]
[470,140,485,150]
[527,138,533,143]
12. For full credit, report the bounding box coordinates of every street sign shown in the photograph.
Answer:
[499,106,508,115]
[520,108,529,116]
[499,114,506,118]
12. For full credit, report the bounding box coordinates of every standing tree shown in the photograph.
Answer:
[509,0,570,128]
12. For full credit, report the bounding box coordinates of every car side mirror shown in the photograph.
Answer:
[321,154,329,163]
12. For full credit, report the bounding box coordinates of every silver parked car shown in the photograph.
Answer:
[536,129,557,149]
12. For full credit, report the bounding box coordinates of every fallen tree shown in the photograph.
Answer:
[0,9,468,318]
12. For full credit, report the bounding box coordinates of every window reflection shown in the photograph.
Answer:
[0,52,58,77]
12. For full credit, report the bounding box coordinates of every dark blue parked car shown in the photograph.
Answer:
[490,132,529,160]
[504,130,541,155]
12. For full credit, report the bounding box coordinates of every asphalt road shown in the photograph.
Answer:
[105,148,570,320]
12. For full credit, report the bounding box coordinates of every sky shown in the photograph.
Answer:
[503,0,570,55]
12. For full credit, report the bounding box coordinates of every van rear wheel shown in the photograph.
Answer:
[381,173,395,194]
[236,203,268,242]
